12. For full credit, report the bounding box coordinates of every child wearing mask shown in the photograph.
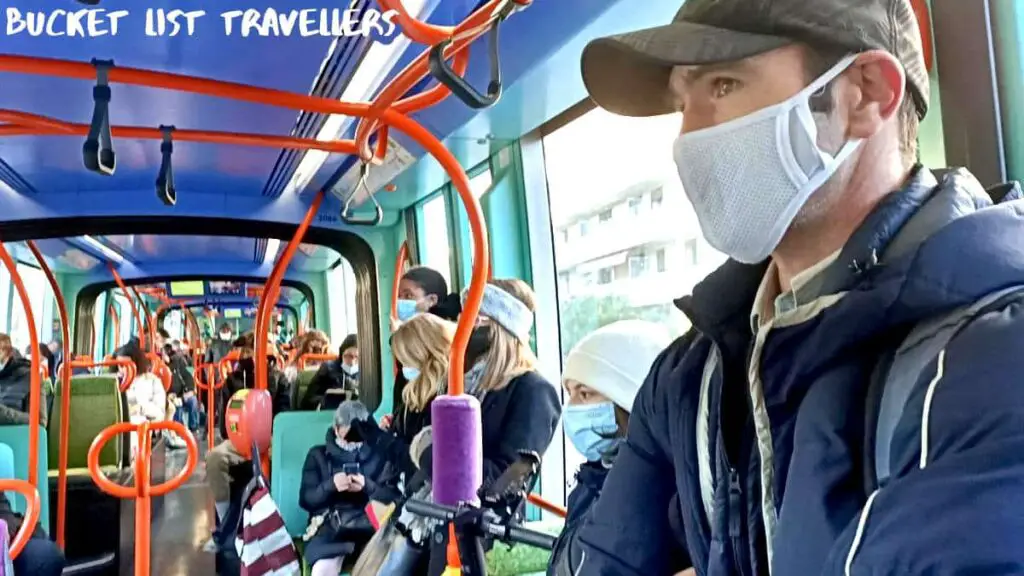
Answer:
[546,320,671,576]
[300,400,386,576]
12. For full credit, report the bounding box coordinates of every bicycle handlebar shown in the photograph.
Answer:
[403,498,556,550]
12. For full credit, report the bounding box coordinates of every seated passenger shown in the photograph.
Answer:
[301,334,360,410]
[390,266,462,422]
[546,321,670,576]
[300,400,385,576]
[116,339,166,426]
[0,334,49,426]
[0,491,65,574]
[285,330,330,385]
[203,332,290,552]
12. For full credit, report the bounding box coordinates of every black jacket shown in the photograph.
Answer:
[0,354,46,426]
[417,370,562,490]
[548,462,608,576]
[300,361,358,410]
[167,353,194,396]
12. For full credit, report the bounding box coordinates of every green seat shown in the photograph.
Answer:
[486,519,563,575]
[292,369,320,410]
[0,425,50,533]
[47,375,123,470]
[271,411,335,537]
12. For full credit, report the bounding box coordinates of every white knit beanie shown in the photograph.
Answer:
[561,320,672,412]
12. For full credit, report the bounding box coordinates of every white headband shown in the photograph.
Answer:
[462,284,534,344]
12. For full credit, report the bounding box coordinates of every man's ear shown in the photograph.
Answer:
[844,50,906,140]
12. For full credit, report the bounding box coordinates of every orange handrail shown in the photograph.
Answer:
[0,479,40,558]
[0,243,42,493]
[107,302,120,354]
[109,264,144,350]
[193,363,223,451]
[25,240,72,549]
[149,353,172,392]
[527,493,567,518]
[296,353,338,371]
[391,241,410,322]
[255,190,325,392]
[65,357,138,393]
[88,420,198,576]
[133,287,157,350]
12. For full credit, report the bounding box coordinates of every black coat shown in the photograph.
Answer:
[418,370,562,490]
[300,428,387,563]
[300,361,358,410]
[0,355,45,426]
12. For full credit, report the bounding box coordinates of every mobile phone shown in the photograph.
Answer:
[342,463,360,476]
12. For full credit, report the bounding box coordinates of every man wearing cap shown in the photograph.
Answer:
[571,0,1024,574]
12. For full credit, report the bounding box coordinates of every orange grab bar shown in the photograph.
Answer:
[131,287,157,351]
[527,493,567,518]
[88,420,198,576]
[107,302,119,355]
[65,357,138,393]
[255,189,325,392]
[0,243,42,492]
[391,241,410,322]
[0,479,40,559]
[297,353,338,371]
[108,264,145,350]
[149,354,172,392]
[193,364,223,452]
[25,240,72,550]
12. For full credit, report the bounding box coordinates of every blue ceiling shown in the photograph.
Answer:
[0,0,662,277]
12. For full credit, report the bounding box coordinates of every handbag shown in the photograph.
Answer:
[233,442,301,576]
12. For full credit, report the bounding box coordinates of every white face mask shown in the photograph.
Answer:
[672,55,863,264]
[342,363,358,376]
[219,332,232,341]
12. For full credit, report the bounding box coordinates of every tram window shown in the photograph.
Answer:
[326,257,359,341]
[543,106,728,466]
[416,193,454,290]
[7,262,51,352]
[470,168,493,199]
[163,310,184,341]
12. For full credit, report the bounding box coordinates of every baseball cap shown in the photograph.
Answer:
[581,0,929,119]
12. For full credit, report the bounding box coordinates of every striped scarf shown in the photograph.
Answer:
[234,483,300,575]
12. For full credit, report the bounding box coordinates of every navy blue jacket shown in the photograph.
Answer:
[547,462,607,576]
[574,167,1024,575]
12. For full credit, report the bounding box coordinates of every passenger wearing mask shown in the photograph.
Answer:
[546,321,670,576]
[299,400,386,576]
[571,0,1024,574]
[355,279,561,499]
[0,334,49,426]
[205,323,235,365]
[361,314,454,507]
[390,266,461,420]
[203,332,291,553]
[302,334,360,410]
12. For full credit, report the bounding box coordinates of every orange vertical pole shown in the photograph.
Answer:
[25,241,71,549]
[255,190,325,391]
[109,264,144,350]
[0,242,41,491]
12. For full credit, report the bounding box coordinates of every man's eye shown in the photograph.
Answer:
[711,77,739,98]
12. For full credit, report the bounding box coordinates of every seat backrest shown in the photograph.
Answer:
[0,426,50,533]
[270,411,334,537]
[291,369,319,409]
[47,375,122,470]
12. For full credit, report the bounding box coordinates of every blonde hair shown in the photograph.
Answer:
[393,314,455,412]
[475,279,537,394]
[297,330,330,360]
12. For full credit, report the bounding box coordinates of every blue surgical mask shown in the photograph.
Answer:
[563,402,620,462]
[402,366,420,381]
[396,299,419,322]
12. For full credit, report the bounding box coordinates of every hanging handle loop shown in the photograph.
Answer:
[156,125,176,206]
[83,59,116,175]
[427,2,521,109]
[340,163,384,226]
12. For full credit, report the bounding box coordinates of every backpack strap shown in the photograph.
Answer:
[867,285,1024,493]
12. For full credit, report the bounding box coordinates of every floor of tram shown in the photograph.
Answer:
[119,439,216,575]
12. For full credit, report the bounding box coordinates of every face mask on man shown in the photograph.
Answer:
[219,332,232,341]
[563,401,620,462]
[342,363,358,376]
[672,55,862,264]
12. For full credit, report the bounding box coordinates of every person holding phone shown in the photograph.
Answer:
[299,400,386,576]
